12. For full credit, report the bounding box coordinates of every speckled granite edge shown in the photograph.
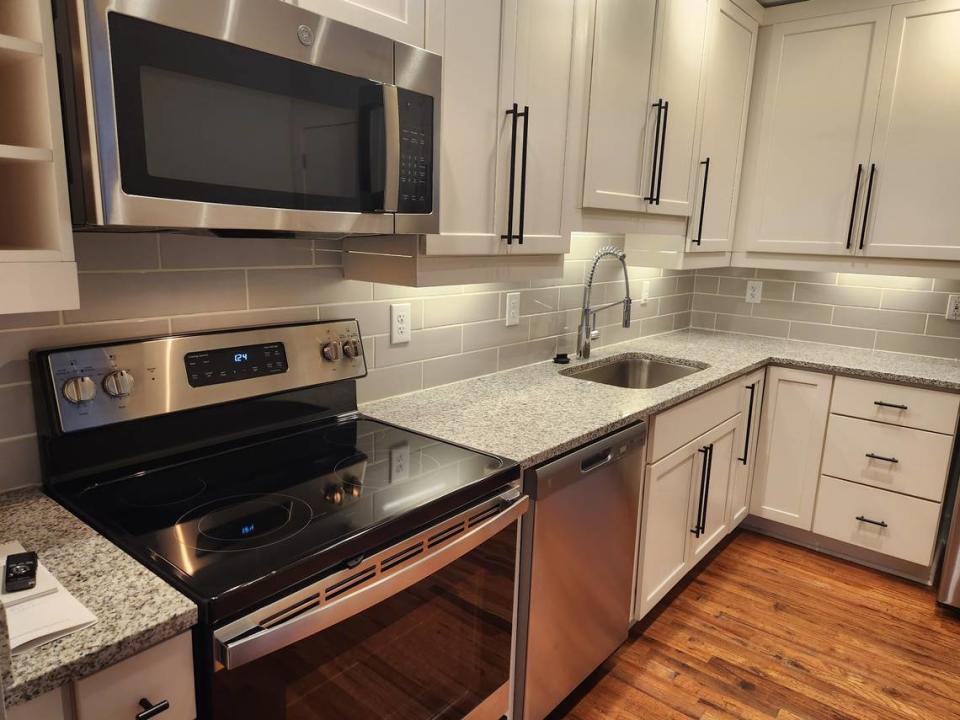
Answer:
[1,488,197,708]
[361,329,960,470]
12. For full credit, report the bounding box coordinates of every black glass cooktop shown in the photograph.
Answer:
[50,417,515,619]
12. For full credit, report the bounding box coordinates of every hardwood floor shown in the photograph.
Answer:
[551,530,960,720]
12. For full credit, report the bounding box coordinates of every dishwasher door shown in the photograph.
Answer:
[516,422,646,720]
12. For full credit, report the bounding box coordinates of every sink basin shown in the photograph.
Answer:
[563,357,704,389]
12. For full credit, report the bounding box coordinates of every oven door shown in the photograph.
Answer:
[212,489,528,720]
[74,0,437,233]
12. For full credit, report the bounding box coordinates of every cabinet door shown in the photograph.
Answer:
[642,0,709,217]
[688,0,757,253]
[687,414,738,563]
[727,370,765,528]
[751,367,832,531]
[422,0,507,256]
[287,0,426,46]
[637,440,699,616]
[580,0,657,213]
[736,9,890,255]
[502,0,576,254]
[860,0,960,260]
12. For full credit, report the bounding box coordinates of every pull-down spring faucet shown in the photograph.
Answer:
[578,246,632,359]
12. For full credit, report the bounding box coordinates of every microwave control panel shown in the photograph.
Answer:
[397,88,433,214]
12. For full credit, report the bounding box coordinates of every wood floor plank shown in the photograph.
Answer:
[551,530,960,720]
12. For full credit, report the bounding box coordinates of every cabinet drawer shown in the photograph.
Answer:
[649,379,741,462]
[812,475,942,566]
[831,376,960,434]
[822,415,953,502]
[74,633,195,720]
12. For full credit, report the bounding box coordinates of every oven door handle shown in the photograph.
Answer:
[381,84,400,213]
[214,490,528,670]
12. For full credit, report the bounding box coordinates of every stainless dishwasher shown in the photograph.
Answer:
[514,422,646,720]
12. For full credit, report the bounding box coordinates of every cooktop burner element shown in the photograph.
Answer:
[186,494,313,552]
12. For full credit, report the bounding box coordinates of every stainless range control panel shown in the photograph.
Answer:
[44,321,366,433]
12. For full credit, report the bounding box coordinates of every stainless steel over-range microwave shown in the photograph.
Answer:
[54,0,441,234]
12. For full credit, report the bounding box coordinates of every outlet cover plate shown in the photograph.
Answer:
[947,295,960,321]
[505,292,520,326]
[746,280,763,304]
[391,303,412,344]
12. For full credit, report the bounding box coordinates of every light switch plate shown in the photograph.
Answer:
[745,280,763,304]
[947,295,960,321]
[640,280,650,305]
[391,303,411,344]
[505,292,520,326]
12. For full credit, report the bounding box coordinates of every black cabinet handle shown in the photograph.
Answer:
[865,452,899,464]
[501,103,520,245]
[644,99,665,204]
[856,515,888,528]
[701,443,713,535]
[738,383,756,464]
[846,163,863,250]
[858,163,877,250]
[136,698,170,720]
[654,100,669,204]
[693,157,710,246]
[517,105,529,245]
[691,446,709,538]
[874,400,908,410]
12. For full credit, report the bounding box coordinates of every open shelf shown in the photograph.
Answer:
[0,32,42,64]
[0,159,65,252]
[0,143,53,163]
[0,2,42,45]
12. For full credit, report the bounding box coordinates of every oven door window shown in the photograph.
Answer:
[108,13,385,212]
[212,524,517,720]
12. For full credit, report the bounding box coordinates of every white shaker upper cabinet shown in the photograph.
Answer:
[422,0,507,256]
[687,0,757,253]
[501,0,576,255]
[641,0,709,218]
[736,9,890,255]
[580,0,657,213]
[859,0,960,261]
[286,0,426,46]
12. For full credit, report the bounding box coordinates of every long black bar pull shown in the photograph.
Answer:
[738,383,756,464]
[691,446,710,538]
[856,515,888,528]
[501,103,520,245]
[858,163,877,250]
[644,100,664,204]
[654,99,670,205]
[700,443,713,535]
[846,163,864,250]
[517,105,530,245]
[693,157,710,246]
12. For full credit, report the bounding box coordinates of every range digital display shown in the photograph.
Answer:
[185,342,287,387]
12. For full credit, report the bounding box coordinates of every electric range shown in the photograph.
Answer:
[32,321,525,720]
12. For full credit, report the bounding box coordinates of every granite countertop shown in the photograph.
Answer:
[362,329,960,468]
[0,488,197,709]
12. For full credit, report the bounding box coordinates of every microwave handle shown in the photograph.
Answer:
[382,84,400,213]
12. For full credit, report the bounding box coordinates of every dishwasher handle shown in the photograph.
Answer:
[529,422,646,500]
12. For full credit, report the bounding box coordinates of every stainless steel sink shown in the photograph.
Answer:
[563,357,704,389]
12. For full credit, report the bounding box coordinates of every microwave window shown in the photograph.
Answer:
[109,13,386,213]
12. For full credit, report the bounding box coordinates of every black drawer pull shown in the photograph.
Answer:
[865,452,899,464]
[137,698,170,720]
[856,515,888,528]
[874,400,908,410]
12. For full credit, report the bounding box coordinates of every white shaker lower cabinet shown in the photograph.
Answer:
[726,369,765,528]
[750,367,832,530]
[6,688,69,720]
[636,376,747,619]
[282,0,426,46]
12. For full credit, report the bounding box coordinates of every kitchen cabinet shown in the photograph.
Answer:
[750,367,832,531]
[6,688,68,720]
[687,0,758,254]
[735,9,890,256]
[283,0,426,46]
[727,369,764,528]
[0,0,78,315]
[859,0,960,260]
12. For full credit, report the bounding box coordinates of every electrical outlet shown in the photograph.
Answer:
[389,443,410,483]
[947,295,960,321]
[745,280,763,304]
[390,303,411,344]
[505,292,521,327]
[640,280,650,305]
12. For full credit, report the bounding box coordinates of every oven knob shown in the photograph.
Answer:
[103,369,135,398]
[62,376,96,404]
[342,340,362,359]
[321,341,342,362]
